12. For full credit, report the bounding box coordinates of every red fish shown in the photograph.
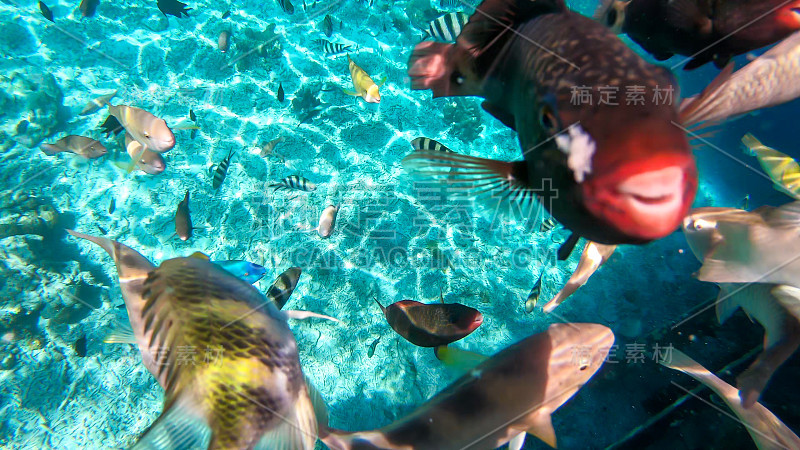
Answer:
[375,297,483,347]
[405,0,696,245]
[596,0,800,70]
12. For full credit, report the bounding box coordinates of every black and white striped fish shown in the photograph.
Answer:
[423,12,469,43]
[411,137,454,153]
[277,0,294,14]
[270,175,317,192]
[540,216,557,232]
[212,149,235,190]
[315,39,352,56]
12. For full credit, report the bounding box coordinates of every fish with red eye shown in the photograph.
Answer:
[595,0,800,70]
[375,297,483,347]
[404,0,697,246]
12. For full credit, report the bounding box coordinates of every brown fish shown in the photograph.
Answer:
[218,30,231,52]
[595,0,800,70]
[40,135,107,159]
[261,136,286,157]
[375,297,483,347]
[79,90,116,115]
[174,190,192,241]
[125,133,165,174]
[404,0,696,246]
[322,323,614,450]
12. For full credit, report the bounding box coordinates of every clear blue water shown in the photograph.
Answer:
[0,0,798,448]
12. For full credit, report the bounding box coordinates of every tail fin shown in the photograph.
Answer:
[67,229,155,279]
[740,133,762,156]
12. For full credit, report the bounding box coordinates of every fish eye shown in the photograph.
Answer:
[605,9,618,27]
[144,132,151,138]
[539,104,558,134]
[579,364,588,371]
[451,70,465,86]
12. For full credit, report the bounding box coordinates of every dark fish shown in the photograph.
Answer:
[367,336,381,357]
[557,232,580,261]
[79,0,100,17]
[277,83,285,102]
[324,323,614,450]
[524,268,544,313]
[16,120,29,135]
[74,334,87,357]
[190,128,197,139]
[277,0,294,14]
[595,0,800,70]
[221,9,230,19]
[38,1,54,22]
[99,115,124,138]
[302,0,306,11]
[266,267,301,310]
[405,0,696,246]
[115,303,126,309]
[95,224,108,235]
[423,12,469,43]
[739,194,750,211]
[374,297,483,347]
[322,14,333,37]
[296,106,324,126]
[270,175,316,192]
[108,198,115,214]
[316,39,352,56]
[157,0,191,18]
[212,149,235,190]
[411,137,453,153]
[175,190,192,241]
[218,30,231,53]
[540,216,557,232]
[189,109,197,122]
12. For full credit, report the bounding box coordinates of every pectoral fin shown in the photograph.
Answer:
[526,410,557,448]
[104,321,136,344]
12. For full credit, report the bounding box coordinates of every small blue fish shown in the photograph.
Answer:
[212,260,267,284]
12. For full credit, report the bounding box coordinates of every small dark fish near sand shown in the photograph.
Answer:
[297,105,326,126]
[375,296,483,347]
[367,335,381,357]
[38,1,54,22]
[175,190,193,241]
[277,0,294,14]
[211,149,235,190]
[221,9,230,19]
[321,14,333,37]
[79,0,100,18]
[74,334,87,357]
[270,175,316,192]
[157,0,191,18]
[277,82,285,102]
[108,198,115,214]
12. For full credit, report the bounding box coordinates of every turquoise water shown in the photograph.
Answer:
[1,0,799,448]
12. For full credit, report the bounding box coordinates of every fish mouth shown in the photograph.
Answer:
[584,162,696,242]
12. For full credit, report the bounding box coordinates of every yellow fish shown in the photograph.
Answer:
[68,231,322,449]
[343,55,385,103]
[742,133,800,199]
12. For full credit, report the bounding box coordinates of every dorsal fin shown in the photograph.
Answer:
[189,251,209,260]
[459,0,566,56]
